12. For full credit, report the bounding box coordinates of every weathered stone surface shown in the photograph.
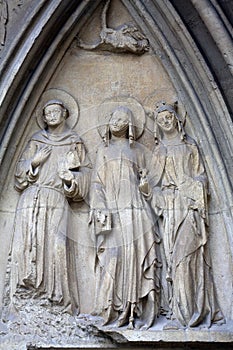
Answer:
[0,0,232,349]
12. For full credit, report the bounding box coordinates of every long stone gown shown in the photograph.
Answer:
[90,138,161,327]
[150,135,224,327]
[11,128,90,313]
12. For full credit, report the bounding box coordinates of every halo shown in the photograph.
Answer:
[35,88,79,129]
[98,96,145,140]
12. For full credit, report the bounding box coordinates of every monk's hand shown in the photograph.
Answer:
[31,146,51,168]
[58,169,74,185]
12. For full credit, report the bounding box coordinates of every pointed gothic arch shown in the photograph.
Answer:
[0,0,232,323]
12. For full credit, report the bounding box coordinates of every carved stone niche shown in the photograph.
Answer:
[0,0,233,349]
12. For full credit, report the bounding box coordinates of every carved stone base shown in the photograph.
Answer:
[101,323,233,344]
[1,309,233,350]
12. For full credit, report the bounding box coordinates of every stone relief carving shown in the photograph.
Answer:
[89,98,160,329]
[0,0,8,46]
[0,0,231,347]
[149,101,225,329]
[9,89,91,316]
[77,0,149,54]
[2,92,226,346]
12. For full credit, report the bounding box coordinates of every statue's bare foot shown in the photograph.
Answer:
[140,324,149,331]
[216,318,226,326]
[163,320,180,330]
[0,320,8,335]
[62,304,72,314]
[135,320,143,329]
[117,319,126,327]
[118,314,128,327]
[4,303,18,322]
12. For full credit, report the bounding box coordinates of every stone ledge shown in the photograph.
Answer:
[94,318,233,344]
[2,319,233,350]
[103,327,233,344]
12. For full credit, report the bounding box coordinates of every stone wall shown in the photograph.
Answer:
[0,1,232,349]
